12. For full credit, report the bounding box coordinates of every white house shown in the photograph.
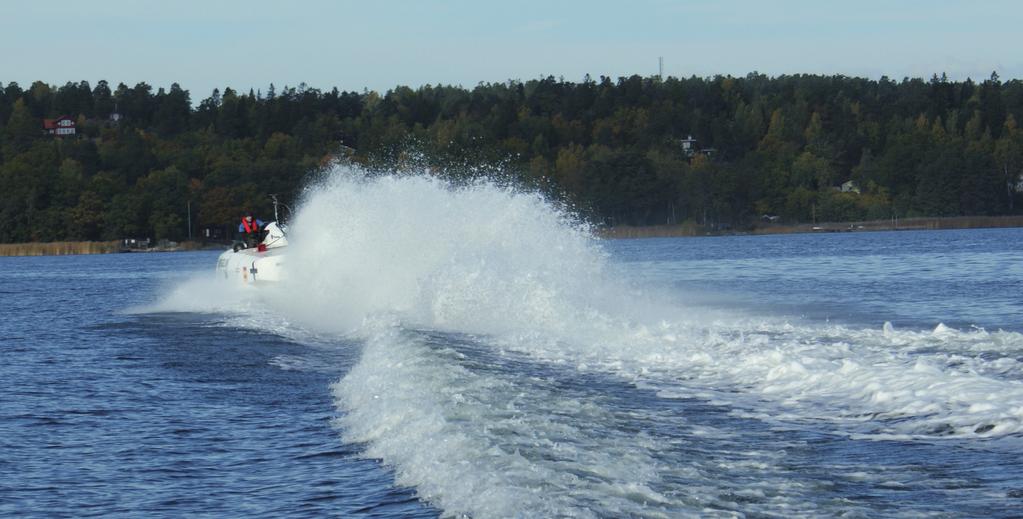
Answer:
[839,180,861,194]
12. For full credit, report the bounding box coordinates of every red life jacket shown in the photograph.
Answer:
[242,218,259,233]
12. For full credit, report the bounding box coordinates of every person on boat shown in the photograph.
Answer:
[238,213,265,248]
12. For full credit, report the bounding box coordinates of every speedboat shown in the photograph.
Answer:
[215,220,288,284]
[216,194,291,286]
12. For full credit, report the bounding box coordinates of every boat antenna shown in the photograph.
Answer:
[269,194,292,224]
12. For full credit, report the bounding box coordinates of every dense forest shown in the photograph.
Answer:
[1,73,1022,243]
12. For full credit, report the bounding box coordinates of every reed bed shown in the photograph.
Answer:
[599,222,703,239]
[0,241,123,256]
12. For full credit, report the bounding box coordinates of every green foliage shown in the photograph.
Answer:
[2,73,1023,243]
[104,192,144,239]
[71,191,105,240]
[3,99,40,156]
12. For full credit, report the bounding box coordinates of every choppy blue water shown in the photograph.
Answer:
[3,225,1023,517]
[611,228,1023,333]
[0,252,437,517]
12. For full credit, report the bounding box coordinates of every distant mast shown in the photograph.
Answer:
[658,57,664,80]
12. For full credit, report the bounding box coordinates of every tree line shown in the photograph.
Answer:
[1,73,1022,242]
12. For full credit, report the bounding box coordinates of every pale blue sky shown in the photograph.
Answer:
[1,0,1019,99]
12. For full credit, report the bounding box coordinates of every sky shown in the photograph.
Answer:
[1,0,1020,99]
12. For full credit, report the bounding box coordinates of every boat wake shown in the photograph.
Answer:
[151,165,1023,517]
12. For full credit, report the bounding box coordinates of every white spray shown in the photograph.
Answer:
[148,165,1023,517]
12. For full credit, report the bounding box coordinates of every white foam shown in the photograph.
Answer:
[152,165,1023,516]
[333,318,696,517]
[274,169,607,337]
[129,273,254,315]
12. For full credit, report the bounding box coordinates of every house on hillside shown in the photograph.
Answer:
[839,180,861,194]
[43,116,76,137]
[680,135,716,160]
[681,135,699,157]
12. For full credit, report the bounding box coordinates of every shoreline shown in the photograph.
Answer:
[0,240,221,257]
[2,215,1021,256]
[601,215,1023,239]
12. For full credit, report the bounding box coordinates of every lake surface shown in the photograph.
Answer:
[3,223,1023,517]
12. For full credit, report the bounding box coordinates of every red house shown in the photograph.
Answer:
[43,116,76,136]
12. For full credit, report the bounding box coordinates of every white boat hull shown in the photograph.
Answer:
[216,246,286,284]
[215,220,288,284]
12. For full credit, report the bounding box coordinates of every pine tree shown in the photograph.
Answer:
[3,99,39,155]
